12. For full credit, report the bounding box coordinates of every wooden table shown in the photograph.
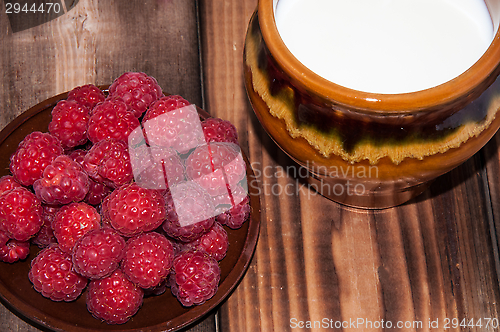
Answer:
[1,1,499,331]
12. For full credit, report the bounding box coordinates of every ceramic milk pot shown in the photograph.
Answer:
[243,0,500,208]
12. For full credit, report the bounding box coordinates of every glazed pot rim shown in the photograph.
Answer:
[259,0,500,113]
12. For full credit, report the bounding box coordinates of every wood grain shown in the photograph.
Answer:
[483,133,500,289]
[0,0,203,130]
[198,0,500,331]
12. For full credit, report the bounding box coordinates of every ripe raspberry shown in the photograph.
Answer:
[0,187,43,241]
[143,95,190,120]
[85,179,113,206]
[33,155,90,205]
[0,175,22,196]
[72,228,125,279]
[66,149,88,161]
[32,222,57,248]
[0,231,8,246]
[31,205,59,248]
[52,202,101,253]
[121,232,175,289]
[169,250,220,307]
[83,138,133,188]
[185,222,228,261]
[86,269,144,324]
[212,184,248,214]
[130,144,185,191]
[67,149,112,205]
[41,204,60,227]
[162,184,216,242]
[142,95,205,152]
[67,148,87,165]
[0,236,30,263]
[108,72,163,118]
[201,118,239,145]
[67,84,106,111]
[101,182,165,237]
[217,195,251,229]
[185,142,246,196]
[87,99,140,143]
[9,131,63,186]
[48,100,90,149]
[29,245,88,302]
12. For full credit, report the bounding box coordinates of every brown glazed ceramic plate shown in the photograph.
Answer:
[0,89,260,332]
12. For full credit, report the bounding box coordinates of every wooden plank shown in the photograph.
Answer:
[0,0,203,129]
[197,0,256,154]
[0,0,213,331]
[0,306,44,332]
[198,0,500,331]
[92,0,203,106]
[482,131,500,289]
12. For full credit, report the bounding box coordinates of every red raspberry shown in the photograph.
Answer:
[67,84,106,111]
[201,118,239,145]
[212,183,248,213]
[143,95,190,120]
[9,131,63,186]
[28,245,88,302]
[0,235,30,263]
[48,100,90,149]
[185,222,228,261]
[0,175,22,196]
[67,148,87,165]
[32,222,57,248]
[121,232,175,289]
[86,269,144,324]
[87,99,140,143]
[41,203,60,227]
[67,149,112,205]
[185,142,246,196]
[83,138,133,188]
[142,95,205,152]
[0,231,8,246]
[130,144,185,191]
[108,72,163,118]
[149,147,185,186]
[31,204,59,248]
[0,187,43,241]
[52,202,101,253]
[85,179,113,206]
[162,184,216,242]
[169,250,220,307]
[33,155,90,205]
[101,182,165,237]
[217,195,251,229]
[72,228,125,279]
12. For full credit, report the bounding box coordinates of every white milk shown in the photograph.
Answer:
[275,0,494,94]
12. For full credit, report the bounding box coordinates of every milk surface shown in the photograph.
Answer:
[275,0,494,94]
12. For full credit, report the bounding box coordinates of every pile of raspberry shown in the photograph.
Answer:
[0,72,251,325]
